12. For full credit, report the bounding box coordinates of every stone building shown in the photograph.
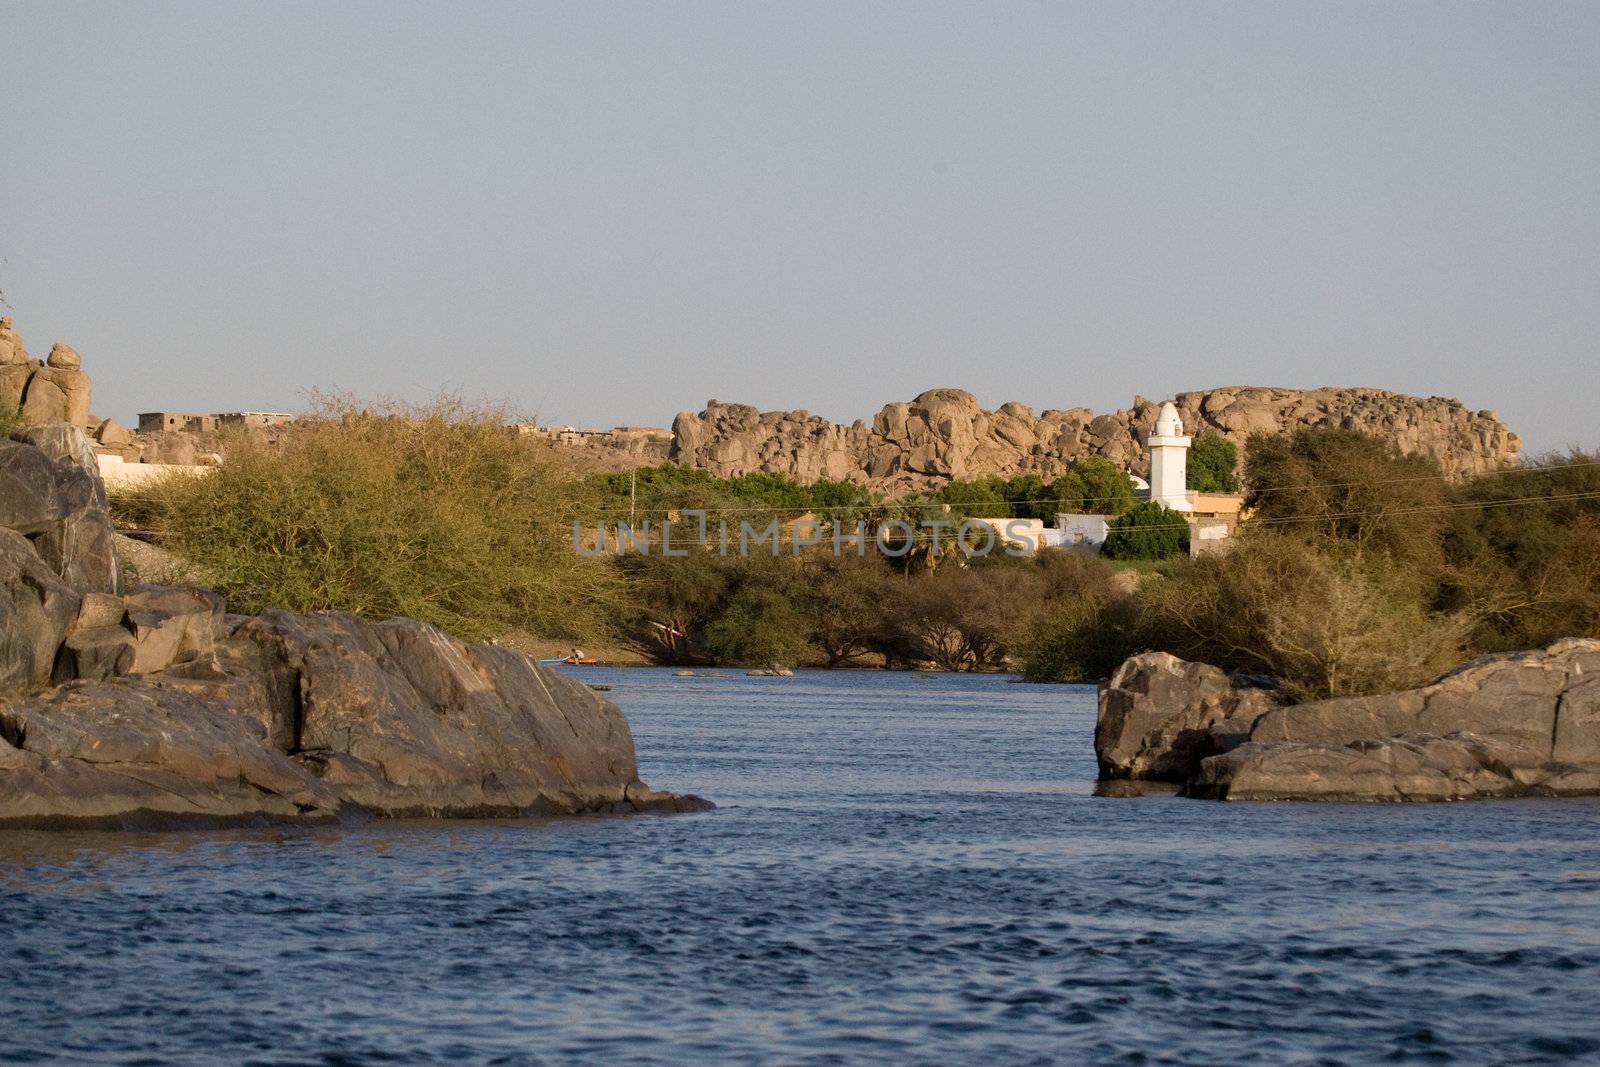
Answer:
[138,412,217,433]
[215,411,294,428]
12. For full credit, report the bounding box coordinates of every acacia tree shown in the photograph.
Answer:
[1244,428,1446,566]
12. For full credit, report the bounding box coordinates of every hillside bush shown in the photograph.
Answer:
[128,395,622,642]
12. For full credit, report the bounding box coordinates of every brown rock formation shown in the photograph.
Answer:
[0,319,95,431]
[671,386,1520,490]
[1096,642,1600,802]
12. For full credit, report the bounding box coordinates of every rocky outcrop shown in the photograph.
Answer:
[0,427,708,827]
[0,319,94,431]
[671,387,1520,491]
[1096,641,1600,802]
[1095,653,1279,781]
[3,426,120,596]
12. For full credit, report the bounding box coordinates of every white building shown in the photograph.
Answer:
[1147,401,1193,512]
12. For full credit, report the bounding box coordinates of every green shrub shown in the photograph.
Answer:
[1136,536,1468,702]
[1103,501,1190,560]
[134,395,623,642]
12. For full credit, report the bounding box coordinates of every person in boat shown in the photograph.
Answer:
[568,648,586,664]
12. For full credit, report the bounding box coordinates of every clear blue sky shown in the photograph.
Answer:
[3,2,1596,452]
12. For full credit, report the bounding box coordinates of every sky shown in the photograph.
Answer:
[3,2,1596,453]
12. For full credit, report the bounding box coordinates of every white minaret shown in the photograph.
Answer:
[1146,401,1193,512]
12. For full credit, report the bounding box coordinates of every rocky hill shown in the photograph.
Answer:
[670,387,1521,491]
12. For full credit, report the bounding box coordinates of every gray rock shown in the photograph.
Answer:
[52,624,135,684]
[0,678,341,828]
[1190,733,1598,802]
[0,433,119,595]
[1097,640,1600,803]
[1095,652,1278,781]
[123,584,225,674]
[0,607,711,827]
[0,529,81,693]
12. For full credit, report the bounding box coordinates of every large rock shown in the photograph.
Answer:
[1095,641,1600,802]
[0,529,81,692]
[0,678,341,827]
[0,320,94,429]
[1095,652,1278,781]
[666,386,1521,491]
[1191,733,1600,802]
[123,584,225,674]
[0,606,708,827]
[0,431,119,595]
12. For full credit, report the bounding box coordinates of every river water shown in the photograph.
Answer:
[3,668,1600,1064]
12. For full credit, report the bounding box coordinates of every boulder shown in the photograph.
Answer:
[123,584,225,674]
[94,417,132,448]
[1096,640,1600,802]
[0,365,28,412]
[46,343,81,370]
[18,371,67,424]
[52,624,136,684]
[1247,640,1600,760]
[74,591,127,630]
[0,678,341,827]
[1095,652,1278,781]
[0,529,81,693]
[1190,733,1597,802]
[0,432,119,595]
[0,317,27,366]
[228,610,698,818]
[0,597,711,827]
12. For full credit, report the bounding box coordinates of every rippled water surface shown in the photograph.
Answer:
[4,669,1600,1064]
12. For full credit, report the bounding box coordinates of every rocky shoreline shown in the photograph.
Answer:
[1,425,709,829]
[1096,644,1600,802]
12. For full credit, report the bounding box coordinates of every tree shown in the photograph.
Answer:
[1103,501,1190,560]
[704,585,815,668]
[800,555,898,666]
[1244,428,1446,567]
[1188,433,1239,492]
[1049,456,1136,516]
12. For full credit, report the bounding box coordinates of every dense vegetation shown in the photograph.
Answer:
[1023,431,1600,701]
[121,401,1599,692]
[115,397,624,642]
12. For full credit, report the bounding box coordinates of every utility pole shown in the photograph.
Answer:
[629,468,636,524]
